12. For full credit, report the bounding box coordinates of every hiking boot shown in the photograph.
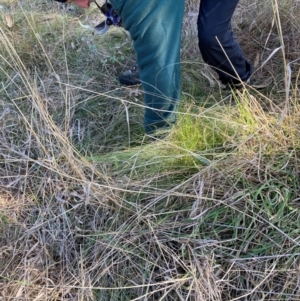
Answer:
[119,64,140,86]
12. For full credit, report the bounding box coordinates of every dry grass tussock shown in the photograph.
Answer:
[1,0,300,300]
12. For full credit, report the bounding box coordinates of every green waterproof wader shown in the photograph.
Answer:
[110,0,185,133]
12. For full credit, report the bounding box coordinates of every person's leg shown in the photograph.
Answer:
[110,0,185,133]
[197,0,252,85]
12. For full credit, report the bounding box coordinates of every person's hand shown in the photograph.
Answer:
[66,0,94,9]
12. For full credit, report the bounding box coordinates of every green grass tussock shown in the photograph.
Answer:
[1,0,300,300]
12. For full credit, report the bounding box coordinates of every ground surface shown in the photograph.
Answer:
[1,0,300,300]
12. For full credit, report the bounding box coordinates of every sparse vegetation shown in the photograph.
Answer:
[1,0,300,300]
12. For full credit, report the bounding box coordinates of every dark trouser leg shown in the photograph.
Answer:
[197,0,252,85]
[111,0,185,133]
